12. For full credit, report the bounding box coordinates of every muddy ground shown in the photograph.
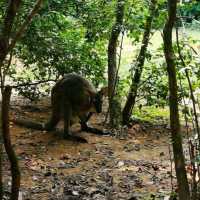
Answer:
[2,98,190,200]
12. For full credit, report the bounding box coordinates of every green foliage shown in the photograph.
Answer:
[15,11,107,80]
[9,0,114,99]
[125,0,149,41]
[138,34,200,107]
[125,0,167,41]
[0,1,5,26]
[120,25,200,111]
[138,57,169,106]
[133,106,169,124]
[152,0,167,29]
[179,2,200,23]
[174,36,200,96]
[169,192,178,200]
[117,0,168,107]
[1,0,199,110]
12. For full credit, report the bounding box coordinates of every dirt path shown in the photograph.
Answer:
[2,102,179,200]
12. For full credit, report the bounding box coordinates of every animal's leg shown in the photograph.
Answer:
[63,102,72,138]
[80,112,93,131]
[45,102,60,131]
[63,102,87,142]
[80,113,110,135]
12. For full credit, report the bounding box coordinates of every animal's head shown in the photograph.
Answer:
[93,87,108,113]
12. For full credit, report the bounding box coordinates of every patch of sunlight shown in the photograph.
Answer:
[133,106,170,124]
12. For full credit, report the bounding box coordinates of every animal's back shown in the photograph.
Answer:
[52,73,96,112]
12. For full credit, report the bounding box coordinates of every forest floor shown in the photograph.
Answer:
[2,98,191,200]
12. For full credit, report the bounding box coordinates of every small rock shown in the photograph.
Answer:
[72,191,79,196]
[128,197,138,200]
[58,160,66,168]
[160,152,165,156]
[117,161,125,167]
[63,196,80,200]
[93,194,106,200]
[134,144,140,151]
[32,176,38,181]
[44,171,52,177]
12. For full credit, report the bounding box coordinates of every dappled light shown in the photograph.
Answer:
[0,0,200,199]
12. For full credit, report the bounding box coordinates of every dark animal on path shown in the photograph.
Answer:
[14,73,108,142]
[44,73,107,141]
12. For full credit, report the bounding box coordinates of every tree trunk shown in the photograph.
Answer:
[163,0,190,199]
[2,86,21,200]
[107,0,125,127]
[122,0,157,125]
[0,1,44,199]
[0,1,22,199]
[0,0,21,68]
[0,114,3,200]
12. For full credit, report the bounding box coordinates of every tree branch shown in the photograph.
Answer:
[1,0,21,40]
[12,79,56,88]
[8,0,44,52]
[0,0,22,67]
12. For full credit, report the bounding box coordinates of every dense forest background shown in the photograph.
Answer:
[0,0,200,199]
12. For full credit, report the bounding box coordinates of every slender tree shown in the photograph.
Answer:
[163,0,190,199]
[176,27,200,146]
[0,2,22,198]
[122,0,157,125]
[1,86,20,200]
[107,0,125,126]
[0,117,2,200]
[0,1,43,199]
